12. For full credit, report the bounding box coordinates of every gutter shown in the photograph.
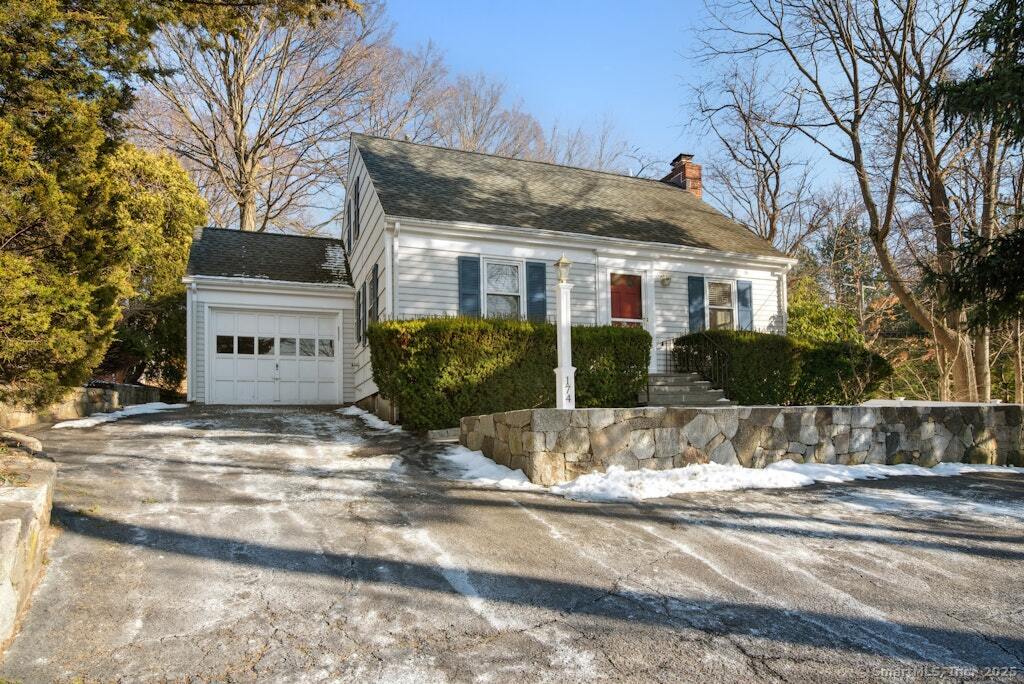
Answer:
[387,215,799,269]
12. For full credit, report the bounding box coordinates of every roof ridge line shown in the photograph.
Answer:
[200,226,343,242]
[349,132,678,189]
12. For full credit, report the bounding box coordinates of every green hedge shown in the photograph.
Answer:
[367,317,651,431]
[673,330,892,405]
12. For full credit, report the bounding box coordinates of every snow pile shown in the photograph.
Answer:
[439,445,1024,502]
[336,405,402,433]
[552,463,813,501]
[53,402,187,429]
[437,445,542,491]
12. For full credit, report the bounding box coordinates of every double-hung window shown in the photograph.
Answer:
[707,281,735,330]
[484,261,522,318]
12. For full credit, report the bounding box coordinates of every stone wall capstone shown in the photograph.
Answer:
[459,405,1024,486]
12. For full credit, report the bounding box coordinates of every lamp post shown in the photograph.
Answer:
[554,255,575,409]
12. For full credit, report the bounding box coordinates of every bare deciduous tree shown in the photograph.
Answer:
[692,63,825,253]
[702,0,1009,401]
[136,4,379,233]
[426,73,547,158]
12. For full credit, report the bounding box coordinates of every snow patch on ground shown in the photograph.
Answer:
[439,446,1024,502]
[838,487,1024,521]
[766,459,939,482]
[437,446,542,491]
[53,402,187,429]
[336,406,402,433]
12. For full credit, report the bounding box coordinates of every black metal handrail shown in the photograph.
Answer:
[674,332,730,391]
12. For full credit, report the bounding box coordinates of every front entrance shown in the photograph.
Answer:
[610,273,644,328]
[209,309,340,404]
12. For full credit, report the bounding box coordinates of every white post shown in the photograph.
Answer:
[554,255,576,409]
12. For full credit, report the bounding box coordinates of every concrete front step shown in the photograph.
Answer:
[640,372,734,406]
[648,373,702,386]
[648,382,713,393]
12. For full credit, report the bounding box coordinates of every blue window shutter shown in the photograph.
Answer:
[355,286,362,343]
[345,200,352,252]
[737,280,753,331]
[458,256,481,317]
[370,264,379,322]
[360,282,367,343]
[525,261,547,322]
[688,276,705,333]
[353,179,361,240]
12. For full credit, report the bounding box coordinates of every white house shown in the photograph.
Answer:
[183,133,795,407]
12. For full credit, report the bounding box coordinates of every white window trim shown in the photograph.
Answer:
[706,279,738,331]
[482,257,526,319]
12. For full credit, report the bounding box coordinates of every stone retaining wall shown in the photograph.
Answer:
[0,383,161,429]
[460,405,1024,486]
[0,451,56,650]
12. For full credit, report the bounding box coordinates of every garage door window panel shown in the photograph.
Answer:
[318,339,335,357]
[216,336,234,354]
[237,336,255,355]
[280,337,296,355]
[258,337,275,355]
[299,338,316,357]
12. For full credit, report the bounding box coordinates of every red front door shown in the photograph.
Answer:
[610,274,643,327]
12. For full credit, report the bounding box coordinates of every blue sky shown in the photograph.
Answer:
[385,0,703,169]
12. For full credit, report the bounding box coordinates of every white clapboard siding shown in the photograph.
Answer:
[397,238,597,325]
[193,306,206,402]
[349,147,388,400]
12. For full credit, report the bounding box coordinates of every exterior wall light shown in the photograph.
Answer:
[659,274,672,287]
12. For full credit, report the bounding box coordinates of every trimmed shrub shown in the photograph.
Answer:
[367,317,651,431]
[673,330,891,406]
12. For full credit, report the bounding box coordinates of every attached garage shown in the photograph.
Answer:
[183,227,355,406]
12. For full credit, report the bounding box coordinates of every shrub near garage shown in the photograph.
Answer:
[367,317,651,431]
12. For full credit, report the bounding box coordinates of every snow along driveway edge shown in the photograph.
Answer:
[52,402,187,429]
[436,445,1024,502]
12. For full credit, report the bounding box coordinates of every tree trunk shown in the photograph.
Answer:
[1014,320,1024,405]
[974,332,990,401]
[239,192,257,231]
[974,128,1000,401]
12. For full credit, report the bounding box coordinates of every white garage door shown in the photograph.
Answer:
[209,310,340,405]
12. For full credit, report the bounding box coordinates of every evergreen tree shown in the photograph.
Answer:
[932,0,1024,328]
[937,0,1024,144]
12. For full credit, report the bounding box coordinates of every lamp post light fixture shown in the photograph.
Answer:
[553,254,575,409]
[555,254,572,284]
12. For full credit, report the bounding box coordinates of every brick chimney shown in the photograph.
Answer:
[660,153,702,199]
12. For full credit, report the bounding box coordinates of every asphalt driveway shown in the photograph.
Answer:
[3,406,1023,682]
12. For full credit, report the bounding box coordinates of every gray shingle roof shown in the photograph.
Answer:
[186,227,351,285]
[352,133,785,259]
